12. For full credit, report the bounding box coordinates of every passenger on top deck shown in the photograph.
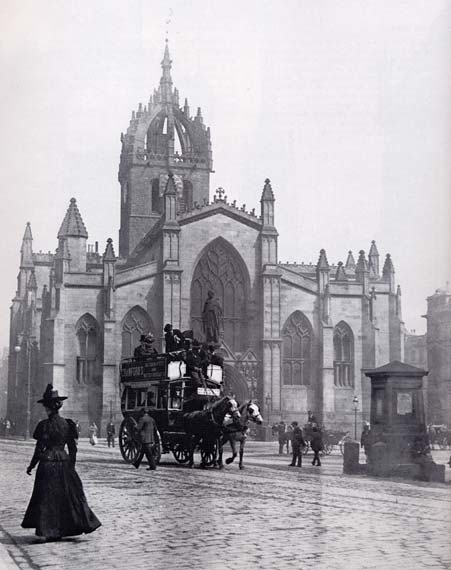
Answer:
[134,334,158,359]
[185,339,206,386]
[164,324,184,353]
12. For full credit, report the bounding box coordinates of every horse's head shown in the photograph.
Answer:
[212,396,241,425]
[246,401,263,425]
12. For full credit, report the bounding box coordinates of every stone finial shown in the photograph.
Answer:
[355,250,369,274]
[335,261,347,281]
[27,268,37,290]
[261,178,274,201]
[164,173,177,195]
[215,187,225,201]
[57,198,88,239]
[103,238,116,261]
[317,248,329,270]
[382,253,395,276]
[345,250,356,270]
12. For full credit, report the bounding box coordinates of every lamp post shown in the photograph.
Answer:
[353,395,359,440]
[14,342,21,433]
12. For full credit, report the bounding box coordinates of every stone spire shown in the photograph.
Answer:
[316,249,330,294]
[260,178,275,227]
[160,39,173,102]
[368,240,380,278]
[345,250,356,270]
[382,253,395,291]
[335,261,347,281]
[355,250,370,293]
[103,238,116,261]
[20,222,34,268]
[57,198,88,239]
[27,268,37,291]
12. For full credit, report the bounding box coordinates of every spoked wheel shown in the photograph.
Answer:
[200,439,218,467]
[119,417,141,464]
[172,443,190,464]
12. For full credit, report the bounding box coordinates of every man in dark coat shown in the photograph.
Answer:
[134,334,158,359]
[133,407,159,470]
[106,419,115,448]
[289,421,305,467]
[310,426,323,466]
[185,339,205,385]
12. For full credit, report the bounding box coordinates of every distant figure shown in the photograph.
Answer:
[134,334,158,359]
[75,420,81,437]
[88,422,98,446]
[106,419,115,448]
[307,410,318,426]
[164,323,181,353]
[289,421,305,467]
[277,421,287,455]
[185,339,205,386]
[5,418,11,439]
[202,290,222,345]
[22,384,101,540]
[360,423,371,461]
[310,426,323,466]
[133,407,159,470]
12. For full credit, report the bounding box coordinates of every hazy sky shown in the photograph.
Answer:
[0,0,450,349]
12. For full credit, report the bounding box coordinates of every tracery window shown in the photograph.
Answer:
[190,238,248,353]
[121,306,153,358]
[333,321,354,387]
[76,314,98,384]
[151,179,161,213]
[282,311,313,386]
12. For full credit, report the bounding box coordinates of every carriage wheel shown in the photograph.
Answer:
[322,442,333,455]
[172,443,190,464]
[200,439,218,467]
[119,417,141,464]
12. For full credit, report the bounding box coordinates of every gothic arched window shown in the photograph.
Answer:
[151,179,161,213]
[190,239,248,353]
[181,180,193,212]
[333,321,354,387]
[76,314,98,385]
[282,311,313,386]
[121,306,153,358]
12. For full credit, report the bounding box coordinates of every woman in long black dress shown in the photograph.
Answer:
[22,384,101,541]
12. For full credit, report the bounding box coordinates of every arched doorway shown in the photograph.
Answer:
[121,306,154,358]
[190,238,249,353]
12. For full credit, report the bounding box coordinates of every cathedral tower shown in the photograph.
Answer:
[118,41,213,257]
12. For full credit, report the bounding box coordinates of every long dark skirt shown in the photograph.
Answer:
[22,460,101,538]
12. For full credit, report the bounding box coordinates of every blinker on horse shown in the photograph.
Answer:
[221,401,263,470]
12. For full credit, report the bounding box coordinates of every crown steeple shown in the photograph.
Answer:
[160,40,173,103]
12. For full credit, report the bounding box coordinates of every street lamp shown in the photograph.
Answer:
[353,395,359,440]
[265,393,272,422]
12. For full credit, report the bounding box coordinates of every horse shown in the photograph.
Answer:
[221,401,263,469]
[182,396,241,468]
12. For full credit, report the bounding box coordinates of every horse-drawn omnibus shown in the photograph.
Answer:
[119,354,232,467]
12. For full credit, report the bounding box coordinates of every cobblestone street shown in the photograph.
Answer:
[0,438,450,570]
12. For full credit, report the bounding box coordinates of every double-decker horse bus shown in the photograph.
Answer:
[119,353,224,466]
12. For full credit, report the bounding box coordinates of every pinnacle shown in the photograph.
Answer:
[57,198,88,239]
[345,250,356,270]
[103,238,116,261]
[317,248,329,270]
[23,222,33,241]
[261,178,274,200]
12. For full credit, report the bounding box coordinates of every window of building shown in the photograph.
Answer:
[121,306,153,358]
[76,314,98,384]
[151,179,161,213]
[333,321,354,387]
[282,311,313,386]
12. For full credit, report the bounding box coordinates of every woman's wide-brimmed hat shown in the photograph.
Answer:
[37,384,68,404]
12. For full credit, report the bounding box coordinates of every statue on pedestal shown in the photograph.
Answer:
[202,290,223,345]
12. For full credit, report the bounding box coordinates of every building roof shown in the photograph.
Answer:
[364,360,428,378]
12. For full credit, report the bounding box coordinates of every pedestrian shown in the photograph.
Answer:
[75,419,81,437]
[134,334,158,359]
[310,426,323,466]
[88,422,98,446]
[289,422,305,467]
[21,384,101,541]
[133,407,159,470]
[360,422,371,462]
[277,420,286,455]
[5,418,11,439]
[106,419,115,448]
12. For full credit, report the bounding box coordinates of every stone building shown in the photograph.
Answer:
[7,42,405,435]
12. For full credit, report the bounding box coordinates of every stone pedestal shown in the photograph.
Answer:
[343,440,361,474]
